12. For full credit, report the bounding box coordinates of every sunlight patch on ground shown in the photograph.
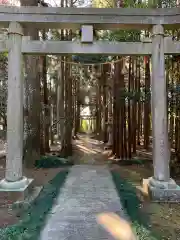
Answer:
[76,144,97,154]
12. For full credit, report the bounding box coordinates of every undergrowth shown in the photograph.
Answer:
[35,156,73,168]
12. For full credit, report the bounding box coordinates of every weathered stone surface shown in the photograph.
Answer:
[40,165,127,240]
[148,177,180,202]
[149,186,180,202]
[0,7,180,29]
[0,178,33,206]
[6,21,24,183]
[1,39,180,55]
[151,25,170,183]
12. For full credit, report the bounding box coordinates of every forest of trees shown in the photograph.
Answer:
[0,0,179,172]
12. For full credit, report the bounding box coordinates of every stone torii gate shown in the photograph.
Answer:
[0,6,180,201]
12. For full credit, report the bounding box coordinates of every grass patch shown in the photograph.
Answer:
[112,159,151,166]
[0,170,69,240]
[111,170,161,240]
[35,156,73,168]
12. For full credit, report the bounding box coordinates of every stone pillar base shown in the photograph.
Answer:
[148,177,180,202]
[0,177,33,205]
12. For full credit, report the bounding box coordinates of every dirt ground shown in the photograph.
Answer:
[0,136,180,239]
[111,163,180,239]
[0,156,67,228]
[0,140,84,228]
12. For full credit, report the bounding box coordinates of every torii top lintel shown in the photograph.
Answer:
[0,6,179,30]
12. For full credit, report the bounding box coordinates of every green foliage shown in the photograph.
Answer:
[35,156,73,168]
[116,88,150,102]
[116,87,180,106]
[80,119,89,132]
[92,0,115,8]
[102,29,141,42]
[72,55,108,64]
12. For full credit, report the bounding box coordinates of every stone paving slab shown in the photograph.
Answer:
[39,165,127,240]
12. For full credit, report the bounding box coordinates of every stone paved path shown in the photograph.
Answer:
[40,164,127,240]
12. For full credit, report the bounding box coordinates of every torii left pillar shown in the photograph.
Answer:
[0,22,33,202]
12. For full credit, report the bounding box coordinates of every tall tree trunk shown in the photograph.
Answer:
[60,25,73,157]
[102,65,108,143]
[58,0,65,147]
[75,77,80,135]
[127,57,132,159]
[40,56,45,155]
[144,57,151,149]
[21,0,40,167]
[43,54,50,152]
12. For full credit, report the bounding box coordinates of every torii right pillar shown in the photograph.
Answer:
[148,24,180,201]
